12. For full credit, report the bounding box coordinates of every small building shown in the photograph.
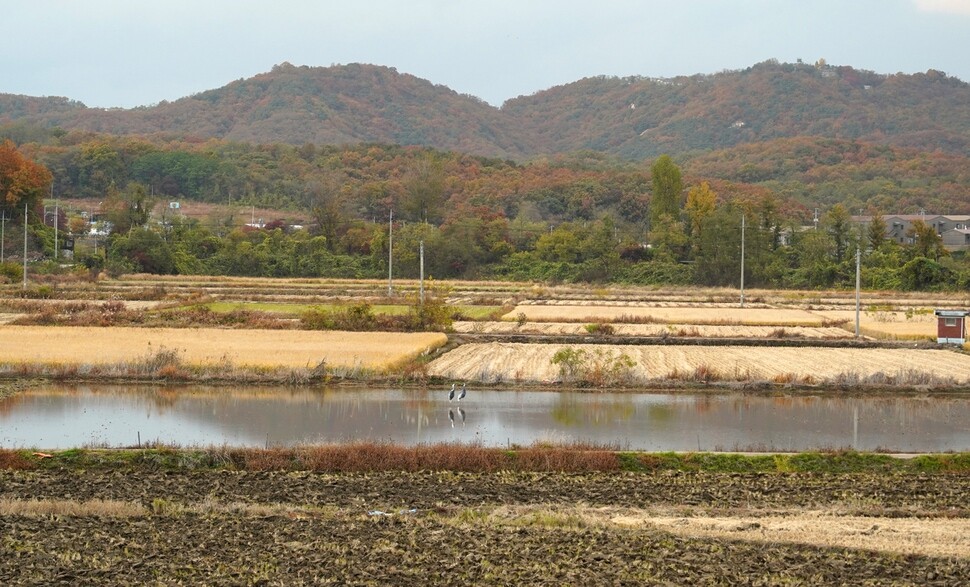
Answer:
[942,227,970,251]
[934,310,969,345]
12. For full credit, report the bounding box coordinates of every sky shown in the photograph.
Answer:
[3,0,970,109]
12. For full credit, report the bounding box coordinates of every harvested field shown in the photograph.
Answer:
[4,469,969,517]
[427,342,970,384]
[0,325,446,369]
[452,321,855,339]
[504,305,829,326]
[1,469,967,584]
[813,310,937,340]
[627,512,970,559]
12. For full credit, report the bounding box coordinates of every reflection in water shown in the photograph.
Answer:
[1,384,969,452]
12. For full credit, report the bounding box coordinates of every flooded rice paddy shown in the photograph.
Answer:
[1,384,968,452]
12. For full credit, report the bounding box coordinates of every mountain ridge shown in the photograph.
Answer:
[2,60,969,160]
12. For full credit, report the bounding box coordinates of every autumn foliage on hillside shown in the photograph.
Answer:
[2,61,970,160]
[0,139,51,211]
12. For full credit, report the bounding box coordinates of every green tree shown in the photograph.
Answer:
[536,224,583,263]
[649,213,687,262]
[684,181,716,255]
[907,219,948,261]
[822,204,853,264]
[899,256,951,290]
[308,171,349,251]
[108,227,175,274]
[74,142,124,198]
[790,229,837,287]
[649,155,682,228]
[867,212,887,251]
[105,182,155,235]
[693,205,741,285]
[403,153,446,224]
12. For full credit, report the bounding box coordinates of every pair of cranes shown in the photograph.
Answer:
[447,382,467,402]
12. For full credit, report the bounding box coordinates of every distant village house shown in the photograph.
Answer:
[851,214,970,252]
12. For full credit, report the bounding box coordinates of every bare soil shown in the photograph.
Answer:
[1,469,967,585]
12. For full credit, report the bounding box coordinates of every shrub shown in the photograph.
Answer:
[584,322,615,336]
[301,303,377,331]
[551,346,637,387]
[407,295,452,331]
[0,261,23,282]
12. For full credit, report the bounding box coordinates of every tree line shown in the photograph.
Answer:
[1,138,967,291]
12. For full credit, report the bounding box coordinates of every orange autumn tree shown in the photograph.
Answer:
[0,140,52,220]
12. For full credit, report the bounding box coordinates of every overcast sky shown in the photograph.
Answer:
[3,0,970,108]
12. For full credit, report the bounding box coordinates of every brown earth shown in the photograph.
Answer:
[1,469,967,585]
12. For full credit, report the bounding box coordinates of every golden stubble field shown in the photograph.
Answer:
[427,342,970,383]
[0,326,446,370]
[452,321,855,339]
[504,305,832,326]
[811,310,937,340]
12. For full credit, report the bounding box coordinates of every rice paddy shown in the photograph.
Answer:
[0,325,447,370]
[427,342,970,385]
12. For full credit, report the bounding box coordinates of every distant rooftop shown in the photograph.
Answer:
[851,214,970,222]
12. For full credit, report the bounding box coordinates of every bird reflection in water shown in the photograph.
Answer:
[448,408,468,428]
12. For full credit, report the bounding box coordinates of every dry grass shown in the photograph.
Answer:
[0,325,446,370]
[427,342,970,385]
[0,498,146,517]
[504,305,829,326]
[626,512,970,560]
[812,310,937,340]
[453,321,854,339]
[442,504,970,559]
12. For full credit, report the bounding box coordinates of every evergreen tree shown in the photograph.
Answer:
[867,212,887,251]
[649,155,682,228]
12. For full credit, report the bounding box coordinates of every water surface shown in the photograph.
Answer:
[1,384,968,452]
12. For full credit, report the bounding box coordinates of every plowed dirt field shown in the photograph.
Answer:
[1,470,966,585]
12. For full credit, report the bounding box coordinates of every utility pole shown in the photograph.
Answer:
[53,186,59,260]
[1,211,6,263]
[740,213,746,308]
[23,203,28,290]
[855,244,861,338]
[419,240,425,304]
[387,209,393,297]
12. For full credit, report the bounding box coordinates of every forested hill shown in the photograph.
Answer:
[2,60,970,160]
[0,63,535,160]
[502,61,970,159]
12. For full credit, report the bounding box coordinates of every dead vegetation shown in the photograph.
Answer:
[427,342,970,387]
[0,325,447,371]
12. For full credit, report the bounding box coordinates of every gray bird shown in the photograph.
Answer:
[448,383,456,401]
[457,382,467,401]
